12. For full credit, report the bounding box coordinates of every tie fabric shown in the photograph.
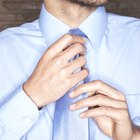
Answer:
[53,28,93,140]
[69,28,87,37]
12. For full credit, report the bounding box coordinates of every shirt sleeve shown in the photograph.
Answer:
[126,95,140,126]
[0,85,39,140]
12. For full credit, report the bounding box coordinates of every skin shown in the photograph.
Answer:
[23,34,88,107]
[23,0,140,139]
[44,0,95,28]
[69,80,140,140]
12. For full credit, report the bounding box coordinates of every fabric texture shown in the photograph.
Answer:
[53,28,89,140]
[0,3,140,140]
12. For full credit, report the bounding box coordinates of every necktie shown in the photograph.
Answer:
[53,29,91,140]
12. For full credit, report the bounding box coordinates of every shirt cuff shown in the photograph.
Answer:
[0,85,39,137]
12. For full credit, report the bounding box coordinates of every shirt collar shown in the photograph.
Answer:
[79,6,108,51]
[39,4,108,50]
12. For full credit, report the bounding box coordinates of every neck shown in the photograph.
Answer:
[44,0,96,28]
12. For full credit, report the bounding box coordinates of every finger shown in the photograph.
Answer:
[44,34,86,59]
[69,69,89,87]
[80,106,129,123]
[69,80,125,101]
[60,43,86,62]
[69,94,127,111]
[67,56,87,74]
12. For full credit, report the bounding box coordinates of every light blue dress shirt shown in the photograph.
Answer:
[0,4,140,140]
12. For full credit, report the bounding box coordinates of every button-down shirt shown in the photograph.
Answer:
[0,4,140,140]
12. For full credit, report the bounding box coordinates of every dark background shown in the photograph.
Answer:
[0,0,140,31]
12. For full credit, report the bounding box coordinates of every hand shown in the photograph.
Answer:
[69,80,135,140]
[23,34,88,108]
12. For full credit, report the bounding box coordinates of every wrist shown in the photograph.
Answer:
[23,82,43,108]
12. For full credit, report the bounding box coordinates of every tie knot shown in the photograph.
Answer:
[69,28,87,38]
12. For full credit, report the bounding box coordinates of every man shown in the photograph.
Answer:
[0,0,140,139]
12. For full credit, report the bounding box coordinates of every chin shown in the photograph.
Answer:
[68,0,109,7]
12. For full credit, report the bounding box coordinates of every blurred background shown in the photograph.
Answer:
[0,0,140,31]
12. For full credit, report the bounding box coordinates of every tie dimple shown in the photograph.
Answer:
[69,28,87,61]
[69,28,87,38]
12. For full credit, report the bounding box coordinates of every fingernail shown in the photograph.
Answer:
[69,91,75,98]
[69,104,75,110]
[82,37,87,42]
[80,113,85,118]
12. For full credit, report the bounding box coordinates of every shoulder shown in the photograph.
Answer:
[0,20,42,44]
[107,13,140,30]
[107,13,140,47]
[107,13,140,38]
[0,20,44,72]
[0,20,44,86]
[0,19,43,56]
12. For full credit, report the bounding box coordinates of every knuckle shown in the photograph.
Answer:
[95,94,103,102]
[105,107,112,113]
[100,106,109,114]
[115,91,126,101]
[82,57,87,65]
[117,110,127,120]
[60,69,68,77]
[54,57,62,66]
[77,43,84,51]
[83,69,89,76]
[81,69,88,78]
[76,84,83,90]
[48,51,55,58]
[72,43,83,51]
[122,109,129,119]
[99,107,106,113]
[75,102,81,108]
[75,57,85,67]
[120,94,126,101]
[75,84,84,93]
[79,100,86,107]
[45,48,56,59]
[64,78,71,86]
[94,80,102,88]
[64,34,73,42]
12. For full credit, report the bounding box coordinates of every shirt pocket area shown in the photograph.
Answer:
[125,94,140,126]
